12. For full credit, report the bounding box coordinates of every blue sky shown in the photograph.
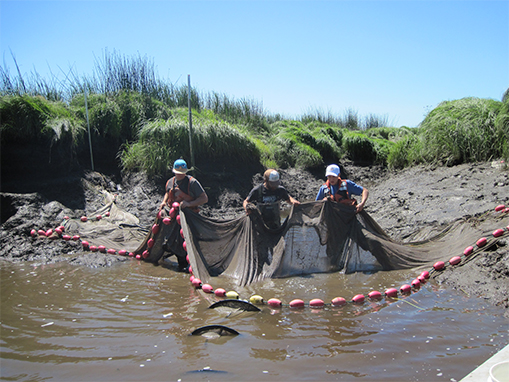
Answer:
[1,0,507,127]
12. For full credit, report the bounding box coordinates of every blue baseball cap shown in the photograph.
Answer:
[172,159,188,174]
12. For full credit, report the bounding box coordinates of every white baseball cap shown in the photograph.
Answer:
[325,164,340,177]
[268,170,280,182]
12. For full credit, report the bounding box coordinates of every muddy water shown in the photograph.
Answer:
[1,259,507,382]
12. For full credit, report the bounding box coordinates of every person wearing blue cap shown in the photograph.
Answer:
[315,164,369,213]
[159,159,208,213]
[243,169,300,229]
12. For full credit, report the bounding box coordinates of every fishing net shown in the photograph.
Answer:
[65,191,509,287]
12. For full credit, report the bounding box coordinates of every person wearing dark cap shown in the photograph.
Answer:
[243,169,300,229]
[159,159,208,213]
[315,164,368,213]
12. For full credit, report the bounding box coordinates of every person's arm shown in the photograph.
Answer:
[180,192,208,209]
[316,186,325,201]
[288,195,300,205]
[356,187,369,213]
[159,192,169,210]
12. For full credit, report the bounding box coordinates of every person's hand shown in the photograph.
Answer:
[159,202,166,210]
[180,201,189,209]
[356,203,365,213]
[245,202,257,215]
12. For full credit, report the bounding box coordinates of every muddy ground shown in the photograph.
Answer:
[1,160,508,315]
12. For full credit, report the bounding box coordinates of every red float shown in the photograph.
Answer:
[400,284,412,294]
[169,208,177,218]
[172,202,180,209]
[62,234,71,241]
[57,225,65,232]
[411,279,421,288]
[190,275,195,283]
[96,215,102,220]
[192,278,202,288]
[202,284,214,293]
[420,270,430,279]
[476,237,487,247]
[147,238,154,248]
[37,229,46,236]
[118,249,127,256]
[433,261,445,271]
[368,291,382,300]
[214,288,226,297]
[128,252,134,257]
[98,245,106,253]
[449,256,461,266]
[30,229,37,237]
[72,235,80,241]
[176,215,181,225]
[309,298,325,308]
[152,224,160,235]
[493,228,504,238]
[105,212,110,217]
[82,241,89,249]
[55,227,63,235]
[142,250,149,259]
[188,266,193,274]
[162,217,171,225]
[464,246,474,256]
[385,288,398,298]
[45,229,53,237]
[495,204,506,212]
[180,229,184,239]
[183,241,187,252]
[331,297,347,306]
[267,298,282,307]
[135,254,141,260]
[107,249,116,255]
[81,216,87,222]
[289,299,305,308]
[90,245,98,252]
[352,294,365,304]
[417,275,426,283]
[157,211,162,219]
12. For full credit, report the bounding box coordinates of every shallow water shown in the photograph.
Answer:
[1,259,507,382]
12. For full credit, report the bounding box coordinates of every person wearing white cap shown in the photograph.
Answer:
[316,164,369,213]
[159,158,208,212]
[243,169,300,229]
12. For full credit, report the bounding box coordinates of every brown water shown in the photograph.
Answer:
[1,259,507,382]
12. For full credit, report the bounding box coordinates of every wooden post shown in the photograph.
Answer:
[187,74,195,170]
[84,87,94,171]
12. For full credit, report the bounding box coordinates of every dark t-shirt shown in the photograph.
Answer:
[246,184,290,204]
[166,176,205,199]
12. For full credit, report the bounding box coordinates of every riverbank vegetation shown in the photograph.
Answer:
[1,51,508,177]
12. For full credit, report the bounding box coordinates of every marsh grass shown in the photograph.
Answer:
[1,50,508,174]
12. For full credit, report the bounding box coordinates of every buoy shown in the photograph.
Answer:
[37,229,46,236]
[214,288,226,297]
[449,256,461,266]
[30,229,37,237]
[267,298,282,307]
[504,208,509,213]
[433,261,445,271]
[98,245,106,253]
[147,238,154,248]
[62,234,71,241]
[128,252,134,257]
[411,279,421,289]
[420,270,430,279]
[162,217,171,225]
[142,250,149,259]
[352,294,365,304]
[250,295,264,304]
[176,215,181,225]
[289,299,305,308]
[105,212,110,217]
[135,254,141,260]
[152,224,160,235]
[55,227,63,235]
[225,291,239,299]
[464,246,474,256]
[107,249,116,255]
[45,229,53,237]
[493,228,504,238]
[188,266,193,274]
[172,202,180,209]
[90,245,97,252]
[331,297,347,306]
[118,249,127,256]
[476,237,487,247]
[183,241,187,251]
[417,275,426,283]
[81,216,87,222]
[192,278,202,288]
[72,235,80,241]
[96,215,102,220]
[368,291,382,300]
[180,229,184,239]
[57,225,65,232]
[202,284,214,293]
[157,211,162,219]
[190,275,195,283]
[309,298,325,307]
[82,241,89,249]
[64,216,70,220]
[169,208,177,218]
[495,204,505,212]
[186,255,189,263]
[400,284,412,294]
[385,288,398,298]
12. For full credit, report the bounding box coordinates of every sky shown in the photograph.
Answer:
[1,0,508,127]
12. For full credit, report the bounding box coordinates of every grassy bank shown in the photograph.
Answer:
[1,51,508,177]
